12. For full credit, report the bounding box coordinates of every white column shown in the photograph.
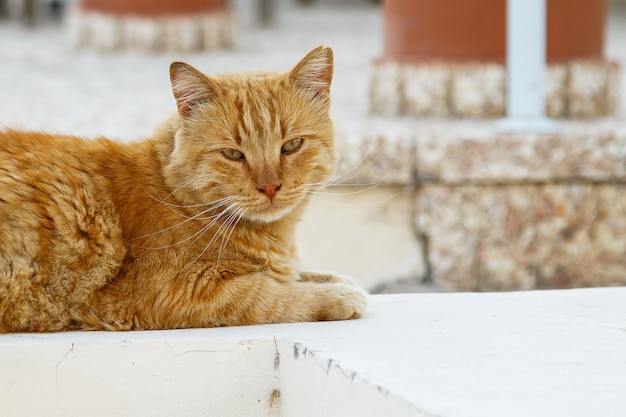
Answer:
[496,0,558,133]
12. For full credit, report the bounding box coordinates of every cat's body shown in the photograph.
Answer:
[0,47,367,333]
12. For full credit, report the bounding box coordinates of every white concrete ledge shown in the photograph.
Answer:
[2,288,625,417]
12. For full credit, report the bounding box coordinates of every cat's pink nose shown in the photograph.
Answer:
[258,183,281,202]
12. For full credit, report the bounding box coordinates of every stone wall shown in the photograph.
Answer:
[335,120,626,291]
[417,184,626,290]
[66,6,234,51]
[369,61,619,118]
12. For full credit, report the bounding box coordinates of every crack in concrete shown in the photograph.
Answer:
[272,337,280,370]
[55,343,74,416]
[171,348,238,358]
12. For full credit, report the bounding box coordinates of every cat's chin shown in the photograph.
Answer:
[244,204,296,224]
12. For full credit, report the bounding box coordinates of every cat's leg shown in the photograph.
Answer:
[197,273,368,326]
[298,271,362,287]
[79,270,368,330]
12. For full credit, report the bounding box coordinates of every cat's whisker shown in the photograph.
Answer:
[327,157,378,187]
[186,197,241,221]
[143,185,189,219]
[137,215,216,251]
[326,180,382,188]
[145,185,236,211]
[298,177,381,204]
[199,205,236,243]
[190,202,239,246]
[215,207,245,267]
[132,198,241,252]
[321,140,381,188]
[304,190,401,207]
[143,181,193,209]
[300,163,376,191]
[131,196,239,243]
[131,208,212,245]
[310,182,381,196]
[181,203,243,271]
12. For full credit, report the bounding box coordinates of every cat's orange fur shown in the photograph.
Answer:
[0,46,367,333]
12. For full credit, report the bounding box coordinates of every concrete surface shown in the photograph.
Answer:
[1,289,625,417]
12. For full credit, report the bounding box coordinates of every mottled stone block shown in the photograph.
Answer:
[66,9,234,52]
[368,60,619,118]
[605,61,620,116]
[568,60,613,118]
[71,11,124,51]
[201,12,235,49]
[335,125,415,185]
[369,62,402,116]
[416,126,626,183]
[416,185,626,291]
[402,63,451,117]
[450,63,506,117]
[545,64,567,118]
[124,18,165,51]
[163,16,203,52]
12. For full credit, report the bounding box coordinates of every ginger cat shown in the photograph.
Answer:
[0,46,367,333]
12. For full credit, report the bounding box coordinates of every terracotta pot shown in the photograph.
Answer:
[547,0,605,61]
[383,0,605,63]
[79,0,226,16]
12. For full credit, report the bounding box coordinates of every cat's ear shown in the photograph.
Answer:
[288,46,334,100]
[169,62,216,118]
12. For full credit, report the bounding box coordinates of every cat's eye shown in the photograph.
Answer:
[281,138,303,154]
[222,149,245,160]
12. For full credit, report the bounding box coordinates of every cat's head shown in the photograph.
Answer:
[163,46,336,224]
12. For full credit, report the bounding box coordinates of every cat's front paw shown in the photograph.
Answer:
[316,282,368,321]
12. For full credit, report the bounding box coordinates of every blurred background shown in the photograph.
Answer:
[1,0,626,294]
